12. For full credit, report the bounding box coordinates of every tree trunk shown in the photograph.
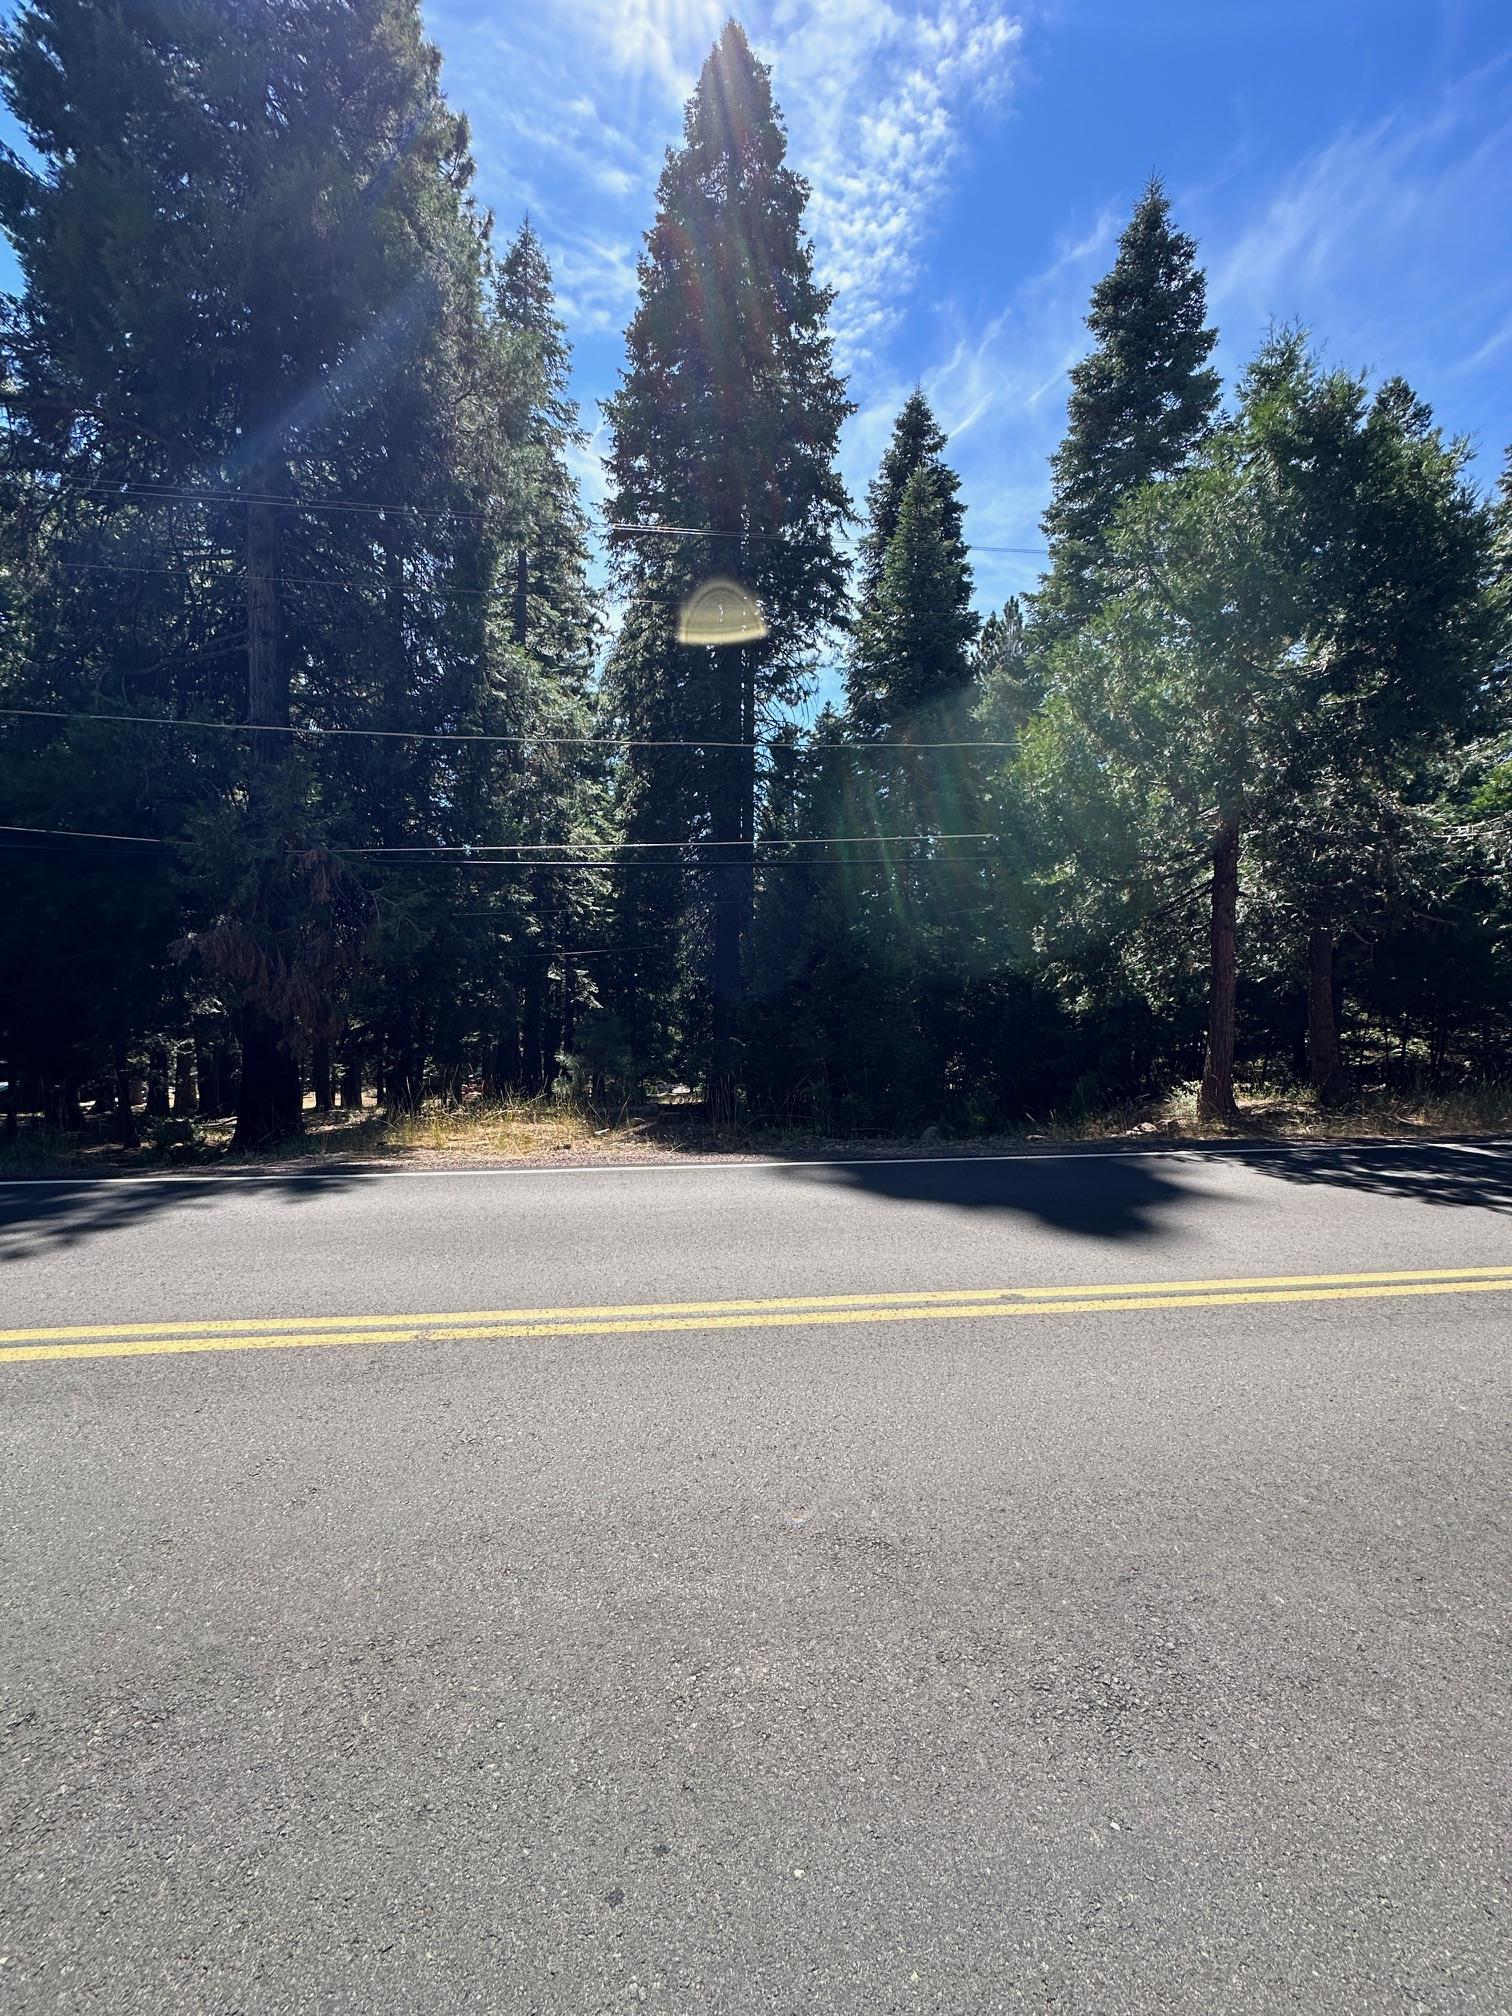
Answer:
[44,1078,84,1130]
[341,1041,363,1111]
[520,967,544,1096]
[194,1039,219,1117]
[113,1037,139,1149]
[541,964,564,1097]
[234,482,303,1146]
[513,545,528,646]
[560,956,577,1063]
[246,490,289,780]
[388,1005,426,1110]
[311,1039,333,1114]
[233,1012,302,1149]
[707,638,754,1127]
[215,1042,239,1120]
[1289,989,1310,1085]
[145,1042,171,1118]
[173,1042,198,1115]
[1306,927,1350,1106]
[493,997,522,1097]
[392,1048,423,1110]
[1196,816,1241,1128]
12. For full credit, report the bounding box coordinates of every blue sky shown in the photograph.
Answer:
[3,1,1509,648]
[414,0,1511,637]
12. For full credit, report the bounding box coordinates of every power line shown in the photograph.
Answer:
[0,704,1019,753]
[346,854,995,871]
[2,822,1008,870]
[2,818,1008,850]
[332,831,996,856]
[48,557,519,600]
[7,477,1052,557]
[17,478,505,527]
[0,821,165,846]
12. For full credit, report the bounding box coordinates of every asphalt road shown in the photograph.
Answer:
[2,1141,1509,2013]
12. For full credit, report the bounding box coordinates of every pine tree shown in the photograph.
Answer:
[846,394,975,730]
[837,400,980,968]
[1017,333,1498,1126]
[1018,393,1307,1127]
[602,20,850,1120]
[854,389,968,614]
[1038,177,1220,634]
[850,466,977,730]
[0,0,534,1142]
[747,410,987,1130]
[1243,350,1497,1101]
[973,596,1038,731]
[489,218,603,1097]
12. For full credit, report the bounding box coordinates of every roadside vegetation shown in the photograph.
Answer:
[2,10,1507,1155]
[5,1077,1509,1178]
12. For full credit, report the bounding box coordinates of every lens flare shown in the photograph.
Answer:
[677,576,767,646]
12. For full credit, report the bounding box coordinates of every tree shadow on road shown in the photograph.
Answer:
[0,1169,369,1264]
[1231,1138,1512,1215]
[775,1149,1217,1243]
[772,1136,1512,1241]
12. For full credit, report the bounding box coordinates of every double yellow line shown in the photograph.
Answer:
[2,1264,1510,1366]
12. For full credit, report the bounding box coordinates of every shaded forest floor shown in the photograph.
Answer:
[3,1080,1510,1177]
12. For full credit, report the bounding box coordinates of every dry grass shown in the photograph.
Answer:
[3,1079,1508,1177]
[1050,1079,1512,1143]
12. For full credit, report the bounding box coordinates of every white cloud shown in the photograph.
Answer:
[901,208,1117,613]
[554,233,642,338]
[764,0,1023,367]
[1204,61,1512,449]
[423,0,1510,646]
[599,0,727,103]
[565,420,611,523]
[427,0,1023,367]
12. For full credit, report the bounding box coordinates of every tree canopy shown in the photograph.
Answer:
[1,13,1506,1147]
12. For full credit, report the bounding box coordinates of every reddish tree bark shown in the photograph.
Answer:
[1197,816,1241,1127]
[1306,927,1349,1105]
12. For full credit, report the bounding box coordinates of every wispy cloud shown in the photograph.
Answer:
[1205,59,1512,447]
[419,0,1512,635]
[866,206,1118,614]
[766,0,1024,366]
[430,0,1023,364]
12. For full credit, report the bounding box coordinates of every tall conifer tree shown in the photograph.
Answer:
[0,0,531,1140]
[603,20,850,1119]
[1038,177,1220,634]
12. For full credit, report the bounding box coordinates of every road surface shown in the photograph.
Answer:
[2,1140,1509,2013]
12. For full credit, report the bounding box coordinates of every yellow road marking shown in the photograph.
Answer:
[1,1268,1509,1365]
[5,1263,1512,1348]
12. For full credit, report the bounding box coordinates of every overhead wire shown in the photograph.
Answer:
[0,819,1001,863]
[1,831,999,897]
[5,474,1054,554]
[329,831,995,855]
[0,703,1020,753]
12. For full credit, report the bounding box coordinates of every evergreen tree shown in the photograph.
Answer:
[853,388,968,614]
[1038,177,1220,634]
[489,218,604,1098]
[602,20,850,1119]
[846,395,975,730]
[973,597,1038,732]
[1245,353,1496,1100]
[0,0,541,1141]
[850,468,977,728]
[747,414,990,1128]
[1016,334,1499,1125]
[1018,385,1309,1125]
